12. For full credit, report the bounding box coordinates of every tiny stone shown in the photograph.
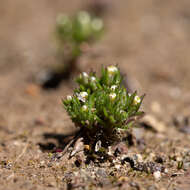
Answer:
[115,164,121,169]
[95,140,102,152]
[176,156,183,162]
[40,160,45,165]
[153,171,161,180]
[135,154,143,162]
[96,168,107,178]
[149,153,156,161]
[108,146,113,156]
[47,163,53,167]
[164,168,168,173]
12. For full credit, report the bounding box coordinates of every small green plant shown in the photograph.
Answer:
[63,66,144,146]
[38,11,104,89]
[56,11,104,60]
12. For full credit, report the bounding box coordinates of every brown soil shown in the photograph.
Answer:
[0,0,190,189]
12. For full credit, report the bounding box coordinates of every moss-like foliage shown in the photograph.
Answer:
[63,66,144,137]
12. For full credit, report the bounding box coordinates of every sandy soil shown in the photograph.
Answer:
[0,0,190,189]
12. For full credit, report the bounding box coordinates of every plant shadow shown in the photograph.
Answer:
[38,131,77,152]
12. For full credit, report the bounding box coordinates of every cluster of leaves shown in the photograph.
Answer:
[63,66,144,133]
[56,11,104,59]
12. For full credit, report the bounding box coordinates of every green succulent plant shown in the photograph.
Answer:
[56,11,104,59]
[63,66,144,143]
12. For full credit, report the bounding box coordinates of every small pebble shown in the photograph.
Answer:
[40,160,45,165]
[153,171,161,180]
[176,156,183,162]
[115,164,121,169]
[135,154,143,162]
[95,140,102,152]
[164,168,168,173]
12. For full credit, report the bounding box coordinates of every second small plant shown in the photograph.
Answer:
[56,10,104,60]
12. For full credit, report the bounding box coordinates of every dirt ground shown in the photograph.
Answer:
[0,0,190,189]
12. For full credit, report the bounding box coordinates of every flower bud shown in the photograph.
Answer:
[82,72,88,78]
[80,91,88,98]
[77,91,88,102]
[91,18,103,32]
[79,72,89,84]
[66,95,72,101]
[90,76,96,82]
[82,105,88,111]
[78,11,91,25]
[110,85,117,91]
[109,93,116,101]
[107,66,118,75]
[133,95,141,105]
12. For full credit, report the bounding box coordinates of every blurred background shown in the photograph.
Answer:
[0,0,190,135]
[1,1,190,189]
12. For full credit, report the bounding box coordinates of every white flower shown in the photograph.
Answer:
[82,105,88,111]
[133,95,141,105]
[80,91,88,98]
[78,11,90,25]
[120,110,124,114]
[90,76,96,82]
[91,18,103,31]
[107,66,118,75]
[109,93,116,100]
[128,93,131,97]
[79,72,89,84]
[77,91,88,102]
[66,95,72,101]
[110,85,117,91]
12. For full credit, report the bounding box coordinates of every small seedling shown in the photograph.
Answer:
[39,11,104,89]
[63,66,144,148]
[56,10,104,61]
